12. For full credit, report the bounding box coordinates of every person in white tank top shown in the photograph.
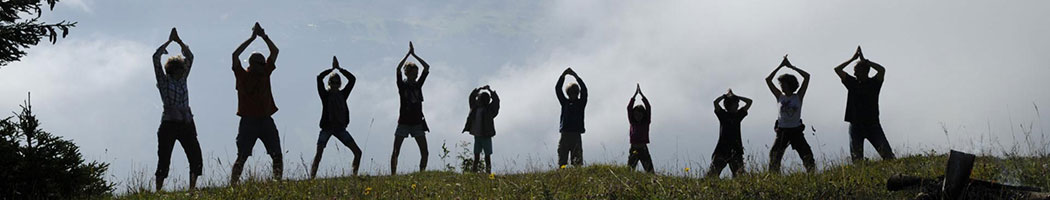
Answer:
[777,95,803,128]
[764,55,816,173]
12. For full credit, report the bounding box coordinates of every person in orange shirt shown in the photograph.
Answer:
[229,22,282,184]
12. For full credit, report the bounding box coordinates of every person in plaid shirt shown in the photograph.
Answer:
[152,27,202,191]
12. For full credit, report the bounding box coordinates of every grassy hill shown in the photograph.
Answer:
[117,154,1049,199]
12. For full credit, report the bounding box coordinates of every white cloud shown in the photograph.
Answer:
[3,0,1049,191]
[0,37,158,190]
[481,0,1050,174]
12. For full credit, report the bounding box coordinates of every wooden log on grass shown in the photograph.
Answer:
[886,150,1049,200]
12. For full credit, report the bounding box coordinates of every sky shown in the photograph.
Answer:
[1,0,1049,191]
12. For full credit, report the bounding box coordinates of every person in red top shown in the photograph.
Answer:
[229,22,282,185]
[626,84,653,173]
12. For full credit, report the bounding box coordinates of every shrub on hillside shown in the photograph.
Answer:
[0,96,113,199]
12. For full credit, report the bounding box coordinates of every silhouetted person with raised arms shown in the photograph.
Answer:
[391,42,431,175]
[555,67,588,167]
[463,85,500,173]
[706,89,752,178]
[835,46,895,162]
[626,84,653,173]
[310,56,363,179]
[230,22,282,184]
[765,56,816,174]
[152,27,202,191]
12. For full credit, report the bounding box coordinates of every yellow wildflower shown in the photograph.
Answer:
[685,167,690,172]
[489,173,496,180]
[411,184,417,189]
[560,165,567,169]
[364,187,372,195]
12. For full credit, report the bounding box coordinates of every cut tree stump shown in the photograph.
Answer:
[886,150,1049,200]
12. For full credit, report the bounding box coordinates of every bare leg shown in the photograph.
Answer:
[391,135,406,175]
[414,136,429,172]
[310,145,324,179]
[331,129,363,176]
[473,152,482,173]
[348,143,362,176]
[484,154,492,173]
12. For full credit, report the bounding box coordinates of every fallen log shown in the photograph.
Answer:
[886,151,1049,200]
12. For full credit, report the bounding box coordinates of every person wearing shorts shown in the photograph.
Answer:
[229,22,283,184]
[462,85,499,173]
[309,57,363,179]
[391,42,432,175]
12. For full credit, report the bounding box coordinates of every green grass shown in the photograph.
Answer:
[116,154,1049,199]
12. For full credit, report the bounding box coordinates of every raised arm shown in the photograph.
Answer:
[176,43,192,75]
[628,84,640,111]
[836,46,862,80]
[713,95,725,112]
[639,89,650,119]
[337,67,356,95]
[555,69,569,104]
[153,40,172,81]
[788,64,811,100]
[396,46,410,83]
[409,42,431,85]
[835,59,854,80]
[329,56,355,95]
[468,87,481,108]
[168,30,191,77]
[317,68,335,97]
[867,59,886,81]
[489,88,500,117]
[739,96,753,112]
[628,91,638,115]
[766,57,787,99]
[254,23,279,66]
[570,70,588,102]
[232,32,256,72]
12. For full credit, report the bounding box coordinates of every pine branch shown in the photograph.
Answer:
[0,0,76,67]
